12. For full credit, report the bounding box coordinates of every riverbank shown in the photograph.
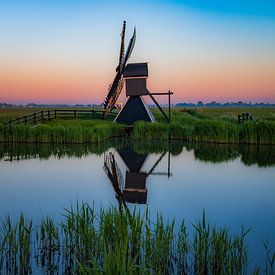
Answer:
[0,203,274,274]
[0,107,274,145]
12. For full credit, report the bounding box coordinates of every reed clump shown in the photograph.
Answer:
[1,108,275,144]
[0,203,274,274]
[132,119,275,145]
[1,123,124,144]
[133,121,169,140]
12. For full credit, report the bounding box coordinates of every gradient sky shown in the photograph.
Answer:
[0,0,275,104]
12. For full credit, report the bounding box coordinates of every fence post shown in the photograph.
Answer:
[34,113,36,124]
[92,110,95,118]
[55,110,57,118]
[24,116,27,125]
[48,110,50,120]
[238,114,241,124]
[168,90,171,140]
[41,110,44,121]
[74,109,76,119]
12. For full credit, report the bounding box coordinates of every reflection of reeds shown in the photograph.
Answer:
[0,204,274,273]
[0,141,123,160]
[1,141,275,167]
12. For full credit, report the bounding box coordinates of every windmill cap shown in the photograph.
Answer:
[124,63,148,78]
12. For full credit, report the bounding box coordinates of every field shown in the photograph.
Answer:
[1,106,274,122]
[173,107,275,121]
[0,107,275,144]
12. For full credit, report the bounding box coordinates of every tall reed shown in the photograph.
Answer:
[1,109,275,144]
[0,203,274,274]
[1,123,124,144]
[132,119,275,145]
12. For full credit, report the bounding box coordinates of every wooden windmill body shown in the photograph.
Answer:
[114,63,155,124]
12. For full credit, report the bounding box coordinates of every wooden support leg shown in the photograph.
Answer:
[148,93,169,121]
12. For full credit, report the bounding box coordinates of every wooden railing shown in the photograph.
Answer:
[3,109,118,127]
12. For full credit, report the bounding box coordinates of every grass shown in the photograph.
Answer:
[133,116,275,145]
[0,121,124,144]
[0,203,274,274]
[0,108,44,122]
[0,107,275,144]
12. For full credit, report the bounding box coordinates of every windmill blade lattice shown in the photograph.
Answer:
[103,22,136,113]
[124,27,136,65]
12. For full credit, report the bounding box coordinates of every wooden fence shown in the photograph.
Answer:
[3,109,118,127]
[237,113,256,123]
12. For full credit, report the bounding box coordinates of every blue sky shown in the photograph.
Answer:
[0,0,274,103]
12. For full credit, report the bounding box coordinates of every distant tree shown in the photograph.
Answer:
[197,101,204,106]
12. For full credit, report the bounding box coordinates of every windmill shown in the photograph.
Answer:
[103,21,173,125]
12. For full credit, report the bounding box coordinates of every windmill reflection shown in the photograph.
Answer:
[103,147,171,208]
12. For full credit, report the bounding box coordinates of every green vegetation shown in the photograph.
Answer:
[0,120,123,144]
[0,108,44,122]
[134,108,275,145]
[0,203,274,274]
[133,119,275,145]
[177,107,275,121]
[0,107,275,144]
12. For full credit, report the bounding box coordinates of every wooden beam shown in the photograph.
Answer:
[149,92,173,95]
[168,90,171,122]
[147,92,169,121]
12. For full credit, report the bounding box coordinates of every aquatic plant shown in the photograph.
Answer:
[132,119,275,145]
[0,203,274,274]
[1,122,124,144]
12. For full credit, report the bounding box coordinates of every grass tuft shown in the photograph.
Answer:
[0,203,274,273]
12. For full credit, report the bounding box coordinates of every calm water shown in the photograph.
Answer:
[0,142,275,266]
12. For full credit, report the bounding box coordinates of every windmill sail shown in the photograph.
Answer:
[124,27,136,64]
[103,22,136,112]
[118,21,126,73]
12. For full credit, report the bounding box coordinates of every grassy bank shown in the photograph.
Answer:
[0,120,124,144]
[0,203,274,274]
[133,119,275,145]
[1,107,275,144]
[133,107,275,144]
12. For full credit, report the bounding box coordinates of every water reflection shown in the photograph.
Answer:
[104,147,171,206]
[186,143,275,167]
[0,140,274,268]
[1,141,274,167]
[0,142,118,161]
